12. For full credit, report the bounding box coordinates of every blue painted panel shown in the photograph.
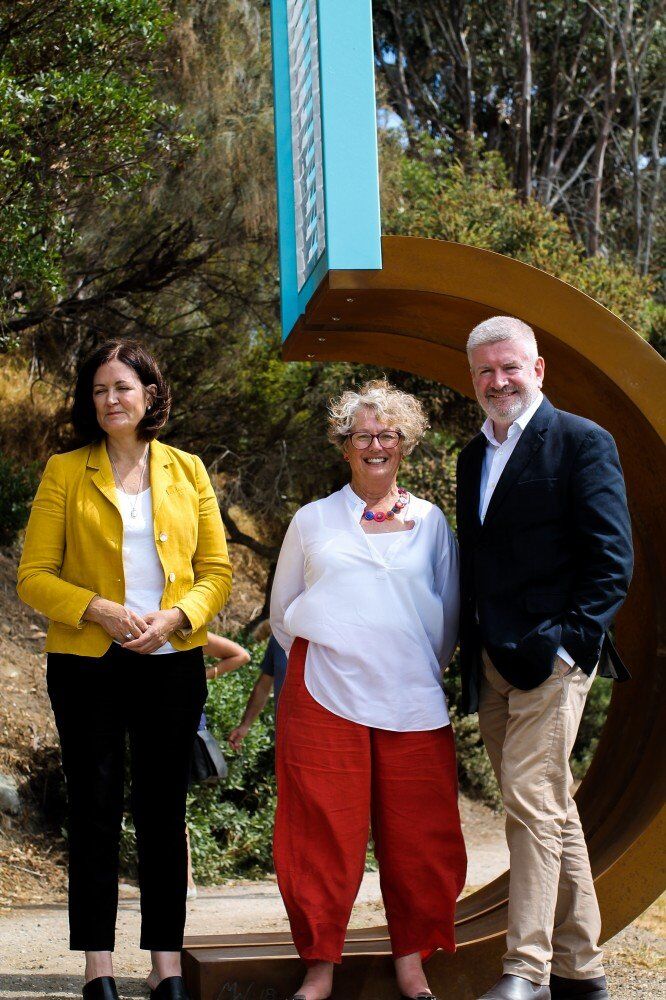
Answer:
[270,0,382,341]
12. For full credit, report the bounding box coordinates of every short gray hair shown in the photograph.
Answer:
[467,316,539,362]
[328,378,429,456]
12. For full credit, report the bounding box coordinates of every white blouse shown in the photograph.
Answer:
[270,484,459,731]
[117,488,175,655]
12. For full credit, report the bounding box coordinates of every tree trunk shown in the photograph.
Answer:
[587,38,618,256]
[642,86,665,276]
[517,0,532,200]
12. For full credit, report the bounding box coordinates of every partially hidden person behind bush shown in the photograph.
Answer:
[186,632,251,898]
[17,339,232,1000]
[270,378,467,1000]
[227,630,287,751]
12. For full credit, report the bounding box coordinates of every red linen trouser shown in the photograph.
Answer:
[273,637,467,965]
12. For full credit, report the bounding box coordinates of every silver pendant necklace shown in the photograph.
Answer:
[109,446,149,518]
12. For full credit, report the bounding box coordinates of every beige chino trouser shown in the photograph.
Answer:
[479,650,605,985]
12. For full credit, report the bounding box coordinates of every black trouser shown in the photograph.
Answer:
[47,644,206,952]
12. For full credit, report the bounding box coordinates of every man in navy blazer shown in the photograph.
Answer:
[456,316,633,1000]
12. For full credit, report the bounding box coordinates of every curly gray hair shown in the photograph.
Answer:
[327,378,429,456]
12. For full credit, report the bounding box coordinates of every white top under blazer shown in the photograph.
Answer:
[270,484,460,731]
[117,488,176,655]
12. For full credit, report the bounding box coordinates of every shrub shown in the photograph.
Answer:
[380,133,655,338]
[187,639,277,882]
[444,656,502,809]
[571,675,612,780]
[0,451,39,545]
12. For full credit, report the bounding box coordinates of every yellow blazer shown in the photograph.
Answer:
[17,439,232,657]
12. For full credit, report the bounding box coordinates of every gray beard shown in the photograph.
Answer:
[483,387,538,425]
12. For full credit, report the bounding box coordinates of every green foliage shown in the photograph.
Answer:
[0,451,39,545]
[0,0,185,323]
[187,639,277,881]
[571,676,613,780]
[444,659,502,809]
[646,301,666,360]
[119,638,277,882]
[380,134,655,338]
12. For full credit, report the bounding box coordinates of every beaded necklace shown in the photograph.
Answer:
[363,486,409,522]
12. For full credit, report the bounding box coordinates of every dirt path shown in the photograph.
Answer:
[1,800,663,999]
[1,883,663,999]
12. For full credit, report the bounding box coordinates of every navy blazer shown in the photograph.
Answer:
[456,396,634,714]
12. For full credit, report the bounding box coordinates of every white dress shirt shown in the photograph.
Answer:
[479,392,574,668]
[270,484,459,731]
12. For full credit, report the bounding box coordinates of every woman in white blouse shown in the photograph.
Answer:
[270,379,466,1000]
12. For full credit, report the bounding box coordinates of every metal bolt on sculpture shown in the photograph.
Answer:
[182,3,666,997]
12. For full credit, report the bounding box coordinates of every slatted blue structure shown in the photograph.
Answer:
[270,0,382,340]
[287,0,326,290]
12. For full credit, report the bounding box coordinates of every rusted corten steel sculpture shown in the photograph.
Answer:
[182,238,666,1000]
[182,2,665,997]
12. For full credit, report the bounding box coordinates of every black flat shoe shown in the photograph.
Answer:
[82,978,119,1000]
[150,976,190,1000]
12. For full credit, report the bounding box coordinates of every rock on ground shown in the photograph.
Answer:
[0,775,19,816]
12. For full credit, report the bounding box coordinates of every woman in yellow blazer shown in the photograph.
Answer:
[18,340,231,1000]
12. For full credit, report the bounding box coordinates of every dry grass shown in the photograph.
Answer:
[636,892,666,936]
[0,359,64,463]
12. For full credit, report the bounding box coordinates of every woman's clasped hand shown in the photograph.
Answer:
[84,598,187,653]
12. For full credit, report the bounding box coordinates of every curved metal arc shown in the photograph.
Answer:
[183,237,665,998]
[287,237,666,946]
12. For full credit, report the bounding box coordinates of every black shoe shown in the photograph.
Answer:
[150,976,190,1000]
[82,978,119,1000]
[550,974,609,999]
[478,976,550,999]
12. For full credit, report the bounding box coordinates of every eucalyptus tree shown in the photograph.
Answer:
[373,0,665,266]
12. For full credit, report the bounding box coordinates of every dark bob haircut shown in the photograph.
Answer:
[71,340,171,443]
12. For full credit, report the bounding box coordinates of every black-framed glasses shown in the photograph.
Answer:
[347,431,403,450]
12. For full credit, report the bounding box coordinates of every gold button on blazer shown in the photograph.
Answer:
[17,439,232,656]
